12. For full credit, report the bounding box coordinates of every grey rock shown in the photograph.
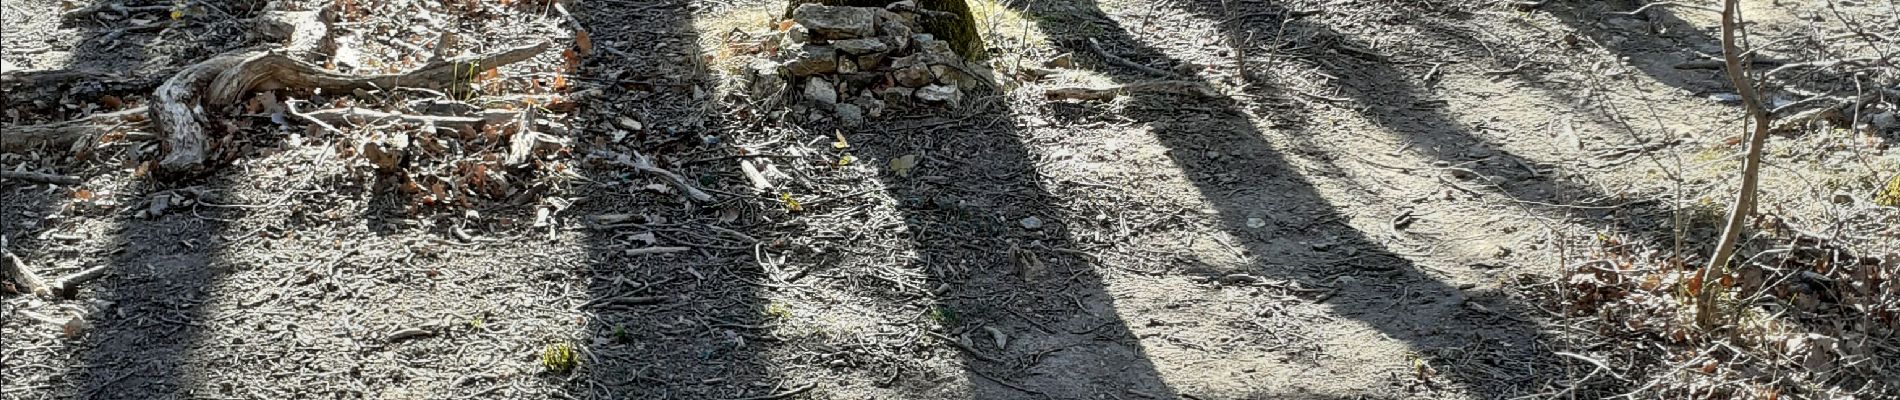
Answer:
[889,57,934,87]
[916,84,960,105]
[832,38,890,55]
[919,37,956,61]
[1020,216,1044,230]
[787,24,811,43]
[931,64,976,89]
[835,103,865,127]
[793,4,875,40]
[875,9,914,50]
[804,78,838,108]
[784,45,839,76]
[1872,111,1895,131]
[856,52,888,71]
[746,59,785,99]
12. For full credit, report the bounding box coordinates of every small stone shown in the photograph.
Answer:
[1831,192,1855,205]
[853,94,886,118]
[1708,93,1742,104]
[784,45,839,77]
[838,57,859,74]
[804,78,838,108]
[916,84,960,105]
[835,103,865,127]
[793,4,875,40]
[1020,216,1044,230]
[1246,217,1266,229]
[615,116,643,131]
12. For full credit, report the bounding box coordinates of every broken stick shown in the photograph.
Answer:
[1,171,82,186]
[3,251,52,299]
[591,150,717,203]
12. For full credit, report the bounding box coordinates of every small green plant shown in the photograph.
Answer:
[469,316,485,331]
[764,302,792,320]
[613,325,631,344]
[541,341,579,373]
[926,305,959,327]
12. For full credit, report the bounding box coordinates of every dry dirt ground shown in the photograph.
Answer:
[4,0,1898,399]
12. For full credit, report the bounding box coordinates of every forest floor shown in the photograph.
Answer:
[3,0,1898,399]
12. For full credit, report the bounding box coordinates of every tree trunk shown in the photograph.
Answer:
[784,0,987,59]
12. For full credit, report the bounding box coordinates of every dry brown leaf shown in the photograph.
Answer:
[574,30,594,56]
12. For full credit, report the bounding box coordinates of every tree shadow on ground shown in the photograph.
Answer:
[2,1,275,398]
[844,109,1181,398]
[4,0,265,120]
[63,180,238,399]
[1184,0,1722,251]
[1007,0,1581,397]
[567,1,783,398]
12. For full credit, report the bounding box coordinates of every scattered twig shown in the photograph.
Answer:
[1084,38,1178,78]
[1608,2,1723,16]
[924,331,1001,362]
[625,246,692,256]
[385,328,433,342]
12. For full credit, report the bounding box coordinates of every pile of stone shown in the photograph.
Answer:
[745,2,992,127]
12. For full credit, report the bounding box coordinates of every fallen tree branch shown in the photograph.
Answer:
[300,107,520,129]
[49,265,111,298]
[153,39,549,175]
[590,150,716,203]
[0,107,149,153]
[0,171,82,185]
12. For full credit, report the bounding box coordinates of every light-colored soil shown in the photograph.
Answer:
[4,0,1896,399]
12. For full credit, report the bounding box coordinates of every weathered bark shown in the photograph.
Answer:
[145,6,545,176]
[784,0,987,59]
[0,107,148,153]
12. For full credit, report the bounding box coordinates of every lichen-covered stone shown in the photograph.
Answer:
[793,4,875,40]
[784,45,839,76]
